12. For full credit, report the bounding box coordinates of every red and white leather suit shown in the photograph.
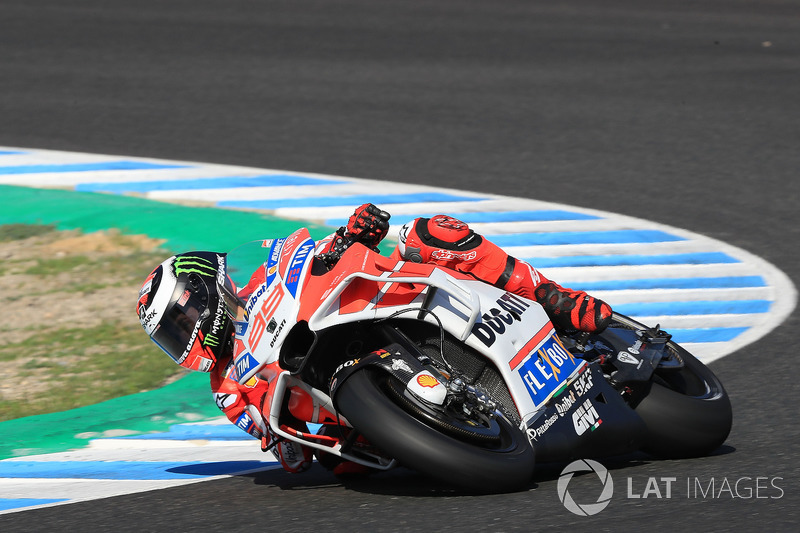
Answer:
[209,205,611,474]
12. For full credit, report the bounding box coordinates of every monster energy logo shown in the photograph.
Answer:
[204,298,227,348]
[173,255,216,277]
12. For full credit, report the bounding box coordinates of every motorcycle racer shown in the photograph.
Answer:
[136,203,612,474]
[136,251,314,473]
[318,205,613,333]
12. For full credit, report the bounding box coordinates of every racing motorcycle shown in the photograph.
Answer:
[220,228,732,493]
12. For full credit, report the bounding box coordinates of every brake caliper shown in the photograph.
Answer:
[445,377,498,419]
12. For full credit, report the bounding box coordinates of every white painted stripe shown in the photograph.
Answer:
[0,470,284,515]
[147,181,458,202]
[538,263,766,283]
[629,313,769,329]
[591,286,771,305]
[269,198,578,221]
[0,421,280,514]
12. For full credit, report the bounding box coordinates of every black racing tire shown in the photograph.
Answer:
[334,368,535,493]
[611,314,733,458]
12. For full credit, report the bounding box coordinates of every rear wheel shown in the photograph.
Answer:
[335,368,535,493]
[611,314,732,458]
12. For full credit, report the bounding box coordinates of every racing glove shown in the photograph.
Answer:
[316,203,391,268]
[346,203,391,249]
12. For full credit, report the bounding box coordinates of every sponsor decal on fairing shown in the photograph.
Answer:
[516,334,585,405]
[391,358,413,374]
[527,413,558,442]
[234,352,259,377]
[572,399,602,435]
[285,239,315,297]
[471,292,531,347]
[407,371,447,405]
[616,351,642,367]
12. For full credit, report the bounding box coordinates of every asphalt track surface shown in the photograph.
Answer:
[1,1,798,531]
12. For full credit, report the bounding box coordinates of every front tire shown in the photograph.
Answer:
[335,368,535,493]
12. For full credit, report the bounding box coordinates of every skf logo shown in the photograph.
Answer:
[417,374,440,388]
[572,399,602,435]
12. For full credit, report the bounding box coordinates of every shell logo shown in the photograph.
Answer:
[417,374,440,388]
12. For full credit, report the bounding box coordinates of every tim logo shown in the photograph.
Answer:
[235,352,258,377]
[235,412,254,433]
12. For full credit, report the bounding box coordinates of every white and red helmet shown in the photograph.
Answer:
[136,252,232,372]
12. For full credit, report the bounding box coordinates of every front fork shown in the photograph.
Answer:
[263,369,396,470]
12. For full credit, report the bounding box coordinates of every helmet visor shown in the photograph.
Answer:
[150,275,211,364]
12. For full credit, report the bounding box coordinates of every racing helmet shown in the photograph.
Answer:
[136,251,233,372]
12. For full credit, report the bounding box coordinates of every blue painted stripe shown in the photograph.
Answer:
[575,276,766,291]
[115,424,250,441]
[668,327,748,343]
[327,210,601,227]
[75,174,344,193]
[524,252,739,268]
[219,192,485,210]
[615,300,772,316]
[488,230,685,247]
[0,161,188,174]
[0,498,69,511]
[0,150,25,156]
[112,422,324,440]
[0,460,275,480]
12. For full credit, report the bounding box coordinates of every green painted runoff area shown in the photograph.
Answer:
[0,185,333,459]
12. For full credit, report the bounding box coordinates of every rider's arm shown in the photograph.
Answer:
[209,357,314,473]
[210,358,269,440]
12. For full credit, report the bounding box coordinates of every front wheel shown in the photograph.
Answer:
[334,368,535,493]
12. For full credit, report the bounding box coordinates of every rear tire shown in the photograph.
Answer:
[611,314,733,458]
[335,368,535,493]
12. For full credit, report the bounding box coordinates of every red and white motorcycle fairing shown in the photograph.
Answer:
[222,228,584,470]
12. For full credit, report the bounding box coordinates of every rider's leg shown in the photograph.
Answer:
[393,215,612,333]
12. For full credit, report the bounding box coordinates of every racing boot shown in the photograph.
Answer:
[392,215,612,333]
